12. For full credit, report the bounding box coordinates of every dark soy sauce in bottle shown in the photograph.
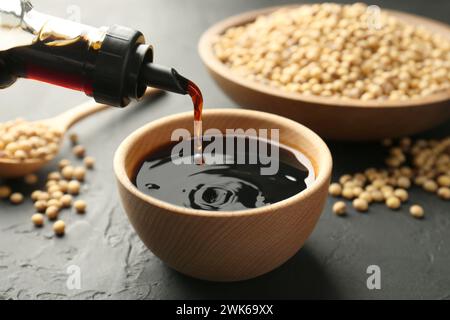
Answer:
[135,135,315,212]
[7,37,97,95]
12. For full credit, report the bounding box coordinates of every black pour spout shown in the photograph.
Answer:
[141,63,189,96]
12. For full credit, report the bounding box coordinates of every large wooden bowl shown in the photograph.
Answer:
[199,6,450,141]
[114,109,332,281]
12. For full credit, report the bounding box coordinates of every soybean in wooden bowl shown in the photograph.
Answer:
[199,4,450,141]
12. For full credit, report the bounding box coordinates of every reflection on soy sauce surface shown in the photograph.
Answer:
[135,135,315,212]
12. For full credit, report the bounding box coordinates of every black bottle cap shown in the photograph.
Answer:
[92,25,153,107]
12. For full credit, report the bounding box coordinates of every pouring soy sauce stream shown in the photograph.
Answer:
[141,65,204,161]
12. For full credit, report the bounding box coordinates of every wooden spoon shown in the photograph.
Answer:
[0,88,161,178]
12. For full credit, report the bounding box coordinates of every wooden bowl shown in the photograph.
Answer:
[199,6,450,141]
[114,109,332,281]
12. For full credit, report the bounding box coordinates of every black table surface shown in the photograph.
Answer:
[1,0,449,300]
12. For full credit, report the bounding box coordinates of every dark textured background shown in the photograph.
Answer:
[0,0,449,299]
